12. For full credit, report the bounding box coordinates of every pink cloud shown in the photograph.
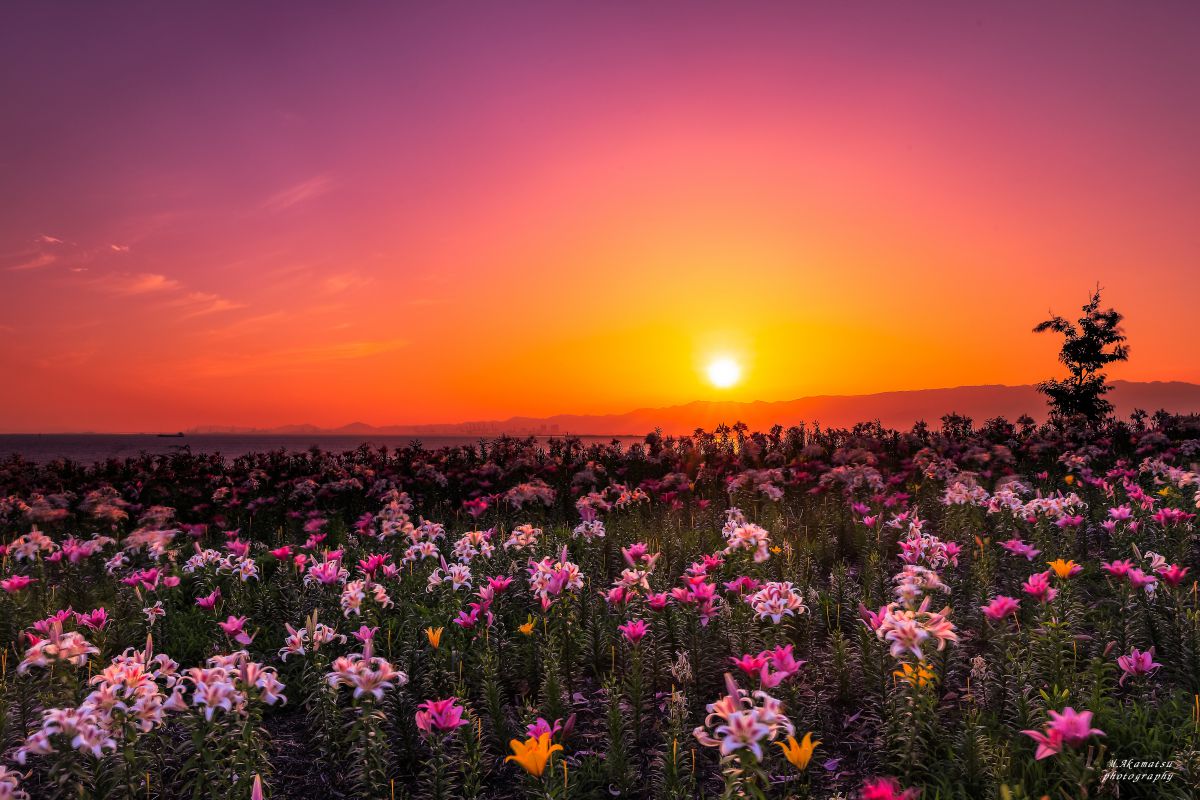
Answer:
[261,175,333,212]
[96,272,181,295]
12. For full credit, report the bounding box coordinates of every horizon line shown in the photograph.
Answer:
[3,378,1197,436]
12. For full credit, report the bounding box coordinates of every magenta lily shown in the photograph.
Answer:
[980,595,1020,621]
[1117,646,1162,685]
[618,619,649,644]
[1021,707,1105,759]
[415,697,469,734]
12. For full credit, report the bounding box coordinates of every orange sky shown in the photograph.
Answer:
[2,3,1199,432]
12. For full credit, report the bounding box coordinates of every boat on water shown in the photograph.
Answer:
[156,432,186,438]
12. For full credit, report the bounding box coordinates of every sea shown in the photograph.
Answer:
[0,434,646,465]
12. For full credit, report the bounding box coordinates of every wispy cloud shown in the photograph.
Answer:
[32,347,98,371]
[184,337,407,377]
[175,292,247,318]
[323,271,372,293]
[95,272,181,295]
[283,338,407,362]
[200,311,287,339]
[5,251,57,271]
[88,272,245,319]
[6,233,133,272]
[261,175,333,212]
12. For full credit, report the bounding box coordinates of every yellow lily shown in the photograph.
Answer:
[893,662,936,687]
[776,732,820,770]
[506,733,562,777]
[1047,559,1080,579]
[425,626,443,649]
[518,616,536,636]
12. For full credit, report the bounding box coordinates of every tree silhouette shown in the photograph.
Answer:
[1033,288,1129,423]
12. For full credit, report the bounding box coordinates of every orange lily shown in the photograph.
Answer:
[893,662,936,687]
[777,732,820,770]
[506,733,562,777]
[425,626,443,649]
[1047,559,1081,579]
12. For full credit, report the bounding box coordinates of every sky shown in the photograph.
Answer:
[2,1,1199,432]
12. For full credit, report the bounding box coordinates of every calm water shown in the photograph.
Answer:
[0,434,645,464]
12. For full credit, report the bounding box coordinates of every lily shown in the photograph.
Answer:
[777,732,820,770]
[506,732,562,777]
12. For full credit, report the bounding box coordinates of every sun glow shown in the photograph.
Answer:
[706,357,742,389]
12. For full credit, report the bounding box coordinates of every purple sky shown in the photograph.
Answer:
[2,2,1200,431]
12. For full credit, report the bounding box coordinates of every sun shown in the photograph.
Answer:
[706,357,741,389]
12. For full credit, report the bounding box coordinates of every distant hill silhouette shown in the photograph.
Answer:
[188,381,1200,437]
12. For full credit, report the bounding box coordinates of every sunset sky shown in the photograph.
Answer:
[2,2,1199,432]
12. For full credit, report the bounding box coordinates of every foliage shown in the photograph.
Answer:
[1033,288,1130,423]
[0,416,1197,798]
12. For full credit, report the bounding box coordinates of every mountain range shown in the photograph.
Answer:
[186,380,1200,437]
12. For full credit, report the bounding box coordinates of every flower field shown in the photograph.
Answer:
[1,420,1198,799]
